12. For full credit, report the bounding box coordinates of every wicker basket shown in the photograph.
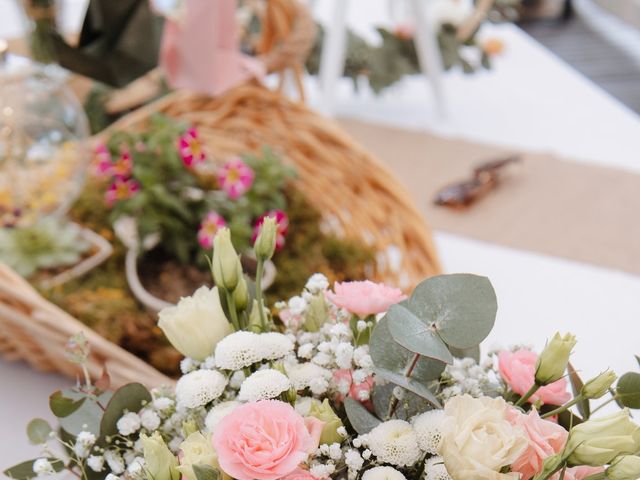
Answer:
[0,0,441,388]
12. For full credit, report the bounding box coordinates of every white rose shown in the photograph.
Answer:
[158,286,232,361]
[439,395,527,480]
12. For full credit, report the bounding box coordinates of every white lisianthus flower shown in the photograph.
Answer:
[261,332,295,360]
[204,401,241,434]
[117,412,141,436]
[215,331,264,370]
[412,409,445,454]
[305,273,329,293]
[286,362,332,390]
[104,450,126,475]
[158,286,232,361]
[87,455,105,472]
[238,369,291,402]
[362,466,407,480]
[367,420,422,467]
[140,409,161,431]
[424,456,452,480]
[176,369,227,409]
[33,459,55,476]
[439,395,528,480]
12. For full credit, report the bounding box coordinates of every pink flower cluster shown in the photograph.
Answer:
[178,128,207,168]
[252,210,289,251]
[217,158,255,199]
[507,408,603,480]
[94,145,140,206]
[213,400,320,480]
[325,280,407,318]
[498,349,571,406]
[333,369,374,410]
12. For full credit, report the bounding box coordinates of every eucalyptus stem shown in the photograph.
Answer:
[225,290,241,331]
[388,353,421,418]
[541,395,583,419]
[81,364,92,390]
[515,383,541,407]
[255,258,268,331]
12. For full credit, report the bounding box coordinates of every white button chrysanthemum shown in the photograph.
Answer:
[215,331,264,370]
[361,466,407,480]
[175,369,227,409]
[412,409,445,454]
[424,456,452,480]
[261,332,295,360]
[204,401,241,433]
[366,420,422,467]
[238,369,291,402]
[286,362,332,390]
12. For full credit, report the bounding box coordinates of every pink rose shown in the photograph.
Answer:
[281,468,317,480]
[213,400,315,480]
[553,466,604,480]
[507,408,568,480]
[303,416,325,454]
[325,280,407,318]
[333,369,374,410]
[499,349,571,406]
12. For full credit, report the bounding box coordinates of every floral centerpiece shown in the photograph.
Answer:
[7,225,640,480]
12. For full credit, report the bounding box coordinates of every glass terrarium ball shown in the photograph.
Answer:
[0,54,90,227]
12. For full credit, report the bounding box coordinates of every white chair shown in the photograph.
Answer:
[315,0,447,118]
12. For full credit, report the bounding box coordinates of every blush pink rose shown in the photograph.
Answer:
[213,400,315,480]
[303,417,325,453]
[325,280,407,318]
[281,468,318,480]
[553,466,604,480]
[499,349,571,406]
[507,408,568,480]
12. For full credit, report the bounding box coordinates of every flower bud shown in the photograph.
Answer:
[233,275,249,312]
[303,294,329,333]
[158,286,232,361]
[141,432,179,480]
[535,332,576,385]
[176,432,221,480]
[212,228,241,292]
[607,455,640,480]
[582,370,617,399]
[566,410,640,467]
[254,216,277,260]
[308,399,344,445]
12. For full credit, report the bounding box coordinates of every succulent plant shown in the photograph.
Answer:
[0,217,90,277]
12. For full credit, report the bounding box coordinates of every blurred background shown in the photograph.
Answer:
[0,0,639,466]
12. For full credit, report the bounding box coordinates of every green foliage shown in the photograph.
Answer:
[0,218,90,277]
[567,362,591,419]
[344,397,381,435]
[26,419,52,445]
[370,274,497,414]
[49,391,86,418]
[616,372,640,409]
[100,383,152,437]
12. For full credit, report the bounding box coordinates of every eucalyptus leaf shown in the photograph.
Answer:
[449,345,481,363]
[408,274,497,349]
[370,317,446,383]
[58,390,112,438]
[26,418,52,444]
[344,397,381,434]
[616,372,640,409]
[372,383,434,421]
[386,305,453,364]
[100,383,151,438]
[49,391,86,418]
[3,458,64,480]
[567,362,590,419]
[375,368,442,409]
[193,464,220,480]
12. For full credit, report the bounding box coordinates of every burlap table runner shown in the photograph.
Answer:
[339,119,640,276]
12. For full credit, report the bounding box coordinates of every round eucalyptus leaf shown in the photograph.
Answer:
[372,383,434,421]
[449,345,481,363]
[386,305,453,364]
[370,316,446,383]
[26,418,52,444]
[617,372,640,409]
[100,383,152,438]
[408,274,497,349]
[344,397,381,434]
[374,368,442,408]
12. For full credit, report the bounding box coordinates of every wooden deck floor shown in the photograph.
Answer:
[520,14,640,113]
